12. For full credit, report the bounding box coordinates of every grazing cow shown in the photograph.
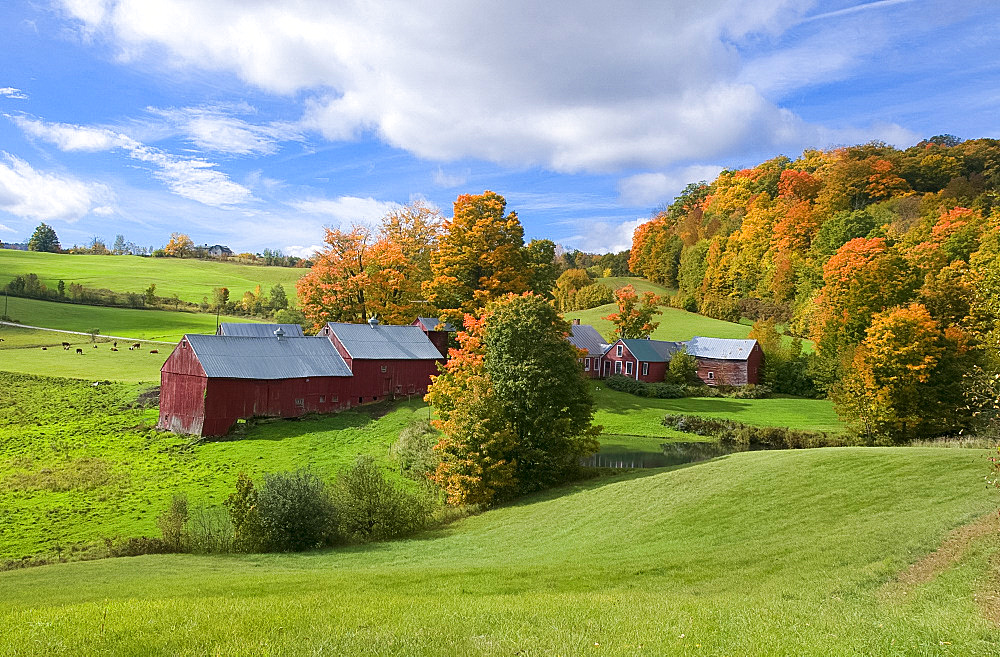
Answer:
[76,348,83,354]
[113,341,117,348]
[93,344,98,349]
[149,349,159,354]
[41,347,47,351]
[62,342,71,350]
[110,347,118,352]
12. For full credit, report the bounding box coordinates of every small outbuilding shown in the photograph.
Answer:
[685,337,763,386]
[411,316,456,357]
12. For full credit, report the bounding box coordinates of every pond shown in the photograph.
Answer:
[583,441,763,468]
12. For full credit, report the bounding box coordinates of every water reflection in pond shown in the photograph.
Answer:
[584,441,761,468]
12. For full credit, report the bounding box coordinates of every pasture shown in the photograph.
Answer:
[0,296,256,342]
[0,250,304,306]
[0,372,428,562]
[595,276,674,297]
[1,447,997,655]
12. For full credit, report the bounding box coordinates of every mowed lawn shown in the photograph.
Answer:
[1,448,997,655]
[0,250,304,306]
[592,384,845,437]
[1,296,258,341]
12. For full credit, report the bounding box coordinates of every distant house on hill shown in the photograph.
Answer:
[207,244,233,258]
[564,321,763,386]
[217,322,305,337]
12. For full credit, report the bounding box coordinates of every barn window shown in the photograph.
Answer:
[408,385,415,394]
[616,345,623,357]
[181,340,188,349]
[295,398,304,408]
[642,362,648,376]
[319,396,326,403]
[614,361,622,374]
[707,372,715,380]
[625,361,633,374]
[381,365,387,372]
[331,396,338,403]
[584,358,590,371]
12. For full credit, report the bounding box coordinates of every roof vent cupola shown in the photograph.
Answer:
[368,316,379,327]
[274,327,285,341]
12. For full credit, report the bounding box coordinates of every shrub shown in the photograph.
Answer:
[225,471,262,553]
[726,384,773,399]
[332,456,432,543]
[186,505,234,554]
[156,494,189,552]
[661,413,855,448]
[391,419,440,479]
[574,283,616,309]
[645,382,686,399]
[255,469,337,551]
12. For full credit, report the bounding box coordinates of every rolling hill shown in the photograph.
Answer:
[0,250,304,307]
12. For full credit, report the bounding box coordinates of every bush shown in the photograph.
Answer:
[606,374,704,399]
[725,384,773,399]
[156,494,189,552]
[255,469,337,551]
[391,419,440,479]
[574,283,616,309]
[186,505,234,554]
[645,382,686,399]
[332,455,432,543]
[661,413,855,448]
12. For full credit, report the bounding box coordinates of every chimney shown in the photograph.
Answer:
[368,316,379,327]
[274,327,285,341]
[571,318,580,325]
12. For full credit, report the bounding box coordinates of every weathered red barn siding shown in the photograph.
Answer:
[158,340,209,435]
[601,342,666,383]
[425,331,449,357]
[201,376,355,436]
[695,344,763,386]
[346,359,441,404]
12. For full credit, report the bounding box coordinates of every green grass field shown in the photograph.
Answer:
[0,372,428,561]
[0,296,258,341]
[1,447,997,655]
[591,384,844,437]
[0,250,304,306]
[569,301,756,343]
[595,276,675,297]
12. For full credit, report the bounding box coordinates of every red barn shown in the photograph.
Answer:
[158,333,354,437]
[319,318,445,404]
[685,337,763,386]
[411,316,455,357]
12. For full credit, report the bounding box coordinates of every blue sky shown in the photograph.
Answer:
[1,0,998,257]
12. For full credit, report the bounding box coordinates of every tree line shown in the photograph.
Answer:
[629,136,1000,442]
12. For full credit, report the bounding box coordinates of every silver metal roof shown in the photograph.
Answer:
[323,322,444,360]
[685,336,758,360]
[184,334,352,379]
[218,323,305,337]
[415,317,456,332]
[567,324,609,357]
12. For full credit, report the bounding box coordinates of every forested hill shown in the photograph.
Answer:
[629,136,1000,442]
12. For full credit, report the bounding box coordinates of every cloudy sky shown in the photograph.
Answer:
[1,1,998,256]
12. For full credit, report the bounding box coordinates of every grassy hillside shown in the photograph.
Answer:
[568,300,754,342]
[0,372,427,561]
[0,296,258,341]
[0,327,169,382]
[595,276,674,296]
[1,447,997,655]
[0,250,304,306]
[592,384,843,436]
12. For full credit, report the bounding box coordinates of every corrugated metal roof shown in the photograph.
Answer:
[567,324,609,357]
[614,339,686,362]
[415,317,456,332]
[184,335,352,379]
[686,336,758,360]
[324,322,444,360]
[218,323,305,337]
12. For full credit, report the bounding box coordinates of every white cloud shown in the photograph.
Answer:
[146,105,302,155]
[291,196,401,228]
[0,88,28,100]
[283,244,322,259]
[57,0,915,173]
[11,115,253,206]
[564,217,649,254]
[618,165,725,207]
[433,167,467,188]
[0,152,114,222]
[0,223,16,233]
